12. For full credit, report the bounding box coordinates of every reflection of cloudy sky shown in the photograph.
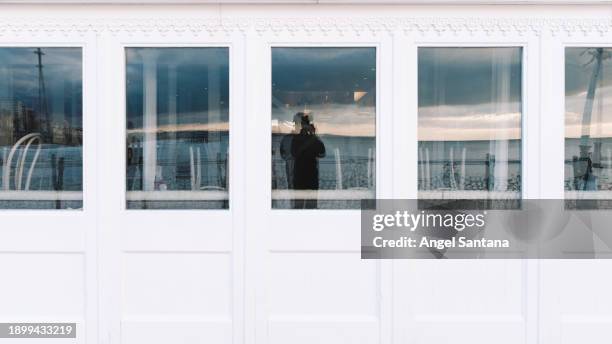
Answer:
[271,47,376,137]
[0,47,81,67]
[272,103,375,137]
[126,47,228,67]
[419,106,520,141]
[0,48,82,95]
[0,47,83,129]
[565,48,612,138]
[418,47,522,141]
[126,48,230,129]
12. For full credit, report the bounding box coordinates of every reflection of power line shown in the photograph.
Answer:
[34,48,50,139]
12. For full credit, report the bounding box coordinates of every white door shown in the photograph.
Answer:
[0,33,99,344]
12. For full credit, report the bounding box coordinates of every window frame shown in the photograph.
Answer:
[122,46,232,210]
[415,45,525,200]
[99,32,247,344]
[0,43,90,211]
[398,35,540,200]
[561,42,612,201]
[0,32,98,344]
[268,45,380,209]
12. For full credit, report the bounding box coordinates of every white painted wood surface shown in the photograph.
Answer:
[0,3,609,344]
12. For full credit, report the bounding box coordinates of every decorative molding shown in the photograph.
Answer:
[2,0,612,4]
[0,17,610,36]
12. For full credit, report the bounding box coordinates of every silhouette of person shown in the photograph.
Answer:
[290,112,326,209]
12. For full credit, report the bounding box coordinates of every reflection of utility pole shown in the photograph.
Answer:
[34,48,50,140]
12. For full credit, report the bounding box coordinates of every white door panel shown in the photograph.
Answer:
[0,33,98,344]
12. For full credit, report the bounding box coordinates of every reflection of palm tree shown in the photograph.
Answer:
[574,48,612,190]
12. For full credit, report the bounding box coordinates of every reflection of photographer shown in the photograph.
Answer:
[291,112,326,208]
[300,114,316,135]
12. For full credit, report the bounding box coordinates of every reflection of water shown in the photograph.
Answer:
[418,139,521,191]
[126,133,229,192]
[0,144,82,191]
[271,133,375,191]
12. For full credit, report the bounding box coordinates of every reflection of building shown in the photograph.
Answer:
[0,106,15,146]
[0,98,36,146]
[0,100,82,147]
[52,122,81,145]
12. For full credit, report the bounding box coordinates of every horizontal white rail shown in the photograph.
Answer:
[0,191,82,201]
[271,189,375,200]
[418,190,522,200]
[565,191,612,200]
[126,190,229,201]
[0,190,527,201]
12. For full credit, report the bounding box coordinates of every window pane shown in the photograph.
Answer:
[418,47,522,200]
[271,47,376,209]
[126,48,229,209]
[565,48,612,206]
[0,48,82,209]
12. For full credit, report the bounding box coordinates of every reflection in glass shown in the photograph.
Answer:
[126,48,229,209]
[0,48,82,209]
[565,48,612,207]
[271,48,376,209]
[418,48,522,200]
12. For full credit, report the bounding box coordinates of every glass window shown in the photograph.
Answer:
[565,48,612,205]
[0,48,82,209]
[418,47,522,200]
[126,48,229,209]
[271,47,376,209]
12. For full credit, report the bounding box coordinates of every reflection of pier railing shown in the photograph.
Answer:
[418,158,521,191]
[419,159,521,165]
[272,157,374,190]
[127,158,228,191]
[0,144,82,192]
[564,157,612,191]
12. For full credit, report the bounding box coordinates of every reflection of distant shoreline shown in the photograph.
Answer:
[271,122,375,137]
[127,122,229,134]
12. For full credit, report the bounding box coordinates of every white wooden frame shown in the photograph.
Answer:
[98,31,246,344]
[557,40,612,200]
[390,30,541,344]
[0,33,98,344]
[267,44,379,204]
[538,30,612,344]
[243,31,394,344]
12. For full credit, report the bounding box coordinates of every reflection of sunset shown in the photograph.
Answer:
[272,104,375,137]
[418,106,521,141]
[565,121,612,139]
[354,91,368,102]
[272,121,375,137]
[565,84,612,138]
[127,121,229,134]
[419,127,521,141]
